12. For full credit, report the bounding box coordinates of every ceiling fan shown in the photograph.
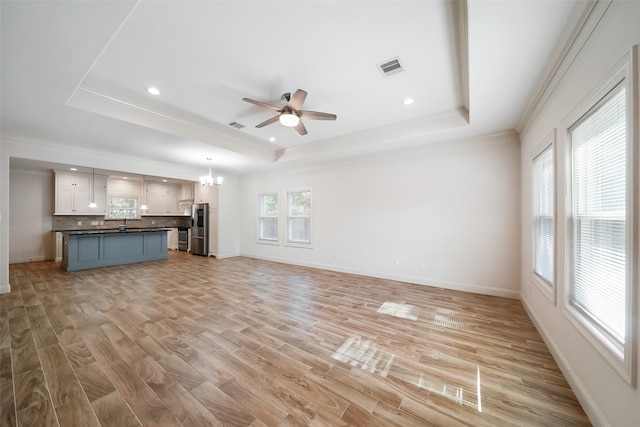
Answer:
[242,89,336,135]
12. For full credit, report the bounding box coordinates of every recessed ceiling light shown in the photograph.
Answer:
[269,137,276,142]
[403,98,414,105]
[70,167,77,171]
[123,176,128,180]
[162,179,167,182]
[146,86,160,95]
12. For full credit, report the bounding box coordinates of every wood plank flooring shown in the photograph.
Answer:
[0,251,590,426]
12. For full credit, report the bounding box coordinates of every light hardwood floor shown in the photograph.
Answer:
[0,251,589,426]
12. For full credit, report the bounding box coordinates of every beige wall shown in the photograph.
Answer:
[239,131,521,298]
[8,167,54,263]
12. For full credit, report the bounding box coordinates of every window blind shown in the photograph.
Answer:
[569,84,627,350]
[533,145,554,285]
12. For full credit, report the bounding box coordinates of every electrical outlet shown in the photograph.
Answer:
[91,221,98,226]
[420,262,426,270]
[77,221,82,226]
[152,220,155,225]
[394,258,400,266]
[333,252,338,260]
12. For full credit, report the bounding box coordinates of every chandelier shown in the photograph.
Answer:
[199,157,223,187]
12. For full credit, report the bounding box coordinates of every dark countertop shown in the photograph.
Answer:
[62,228,172,236]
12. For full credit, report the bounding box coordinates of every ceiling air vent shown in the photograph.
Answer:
[228,121,245,129]
[377,57,404,77]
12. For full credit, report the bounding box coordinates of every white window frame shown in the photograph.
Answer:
[285,188,313,248]
[257,192,279,245]
[563,47,638,386]
[108,195,139,219]
[531,130,556,304]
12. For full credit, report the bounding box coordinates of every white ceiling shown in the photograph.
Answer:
[1,0,579,178]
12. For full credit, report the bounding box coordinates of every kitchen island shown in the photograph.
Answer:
[62,228,169,272]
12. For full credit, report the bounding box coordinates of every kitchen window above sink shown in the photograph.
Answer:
[109,197,139,219]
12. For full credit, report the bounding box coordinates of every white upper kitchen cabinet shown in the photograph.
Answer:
[144,181,179,214]
[180,182,194,201]
[54,170,107,215]
[91,175,107,214]
[193,183,218,207]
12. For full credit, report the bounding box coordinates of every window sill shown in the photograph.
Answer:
[531,273,556,305]
[562,304,633,386]
[256,239,279,246]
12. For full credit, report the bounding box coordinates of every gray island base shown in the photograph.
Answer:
[62,229,169,272]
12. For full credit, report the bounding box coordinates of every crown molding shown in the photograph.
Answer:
[516,0,613,138]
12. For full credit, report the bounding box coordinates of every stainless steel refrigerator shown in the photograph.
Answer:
[191,203,209,256]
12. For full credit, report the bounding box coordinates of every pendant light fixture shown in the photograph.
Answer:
[88,168,98,209]
[199,157,223,187]
[140,175,148,211]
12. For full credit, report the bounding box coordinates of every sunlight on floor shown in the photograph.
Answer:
[331,335,395,377]
[432,307,475,329]
[376,301,419,320]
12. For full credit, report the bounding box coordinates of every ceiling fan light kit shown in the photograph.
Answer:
[279,110,299,127]
[243,88,336,135]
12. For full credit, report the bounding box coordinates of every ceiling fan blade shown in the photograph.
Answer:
[255,115,280,128]
[288,89,307,110]
[242,97,282,112]
[299,110,337,121]
[294,120,308,135]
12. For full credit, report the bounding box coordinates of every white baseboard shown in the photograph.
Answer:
[215,251,241,260]
[238,252,520,299]
[0,283,11,294]
[9,255,47,264]
[521,298,608,427]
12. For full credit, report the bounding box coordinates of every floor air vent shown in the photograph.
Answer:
[377,57,404,77]
[228,121,245,129]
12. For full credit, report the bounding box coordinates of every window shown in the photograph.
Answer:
[287,189,311,245]
[533,143,554,290]
[258,193,279,242]
[568,83,628,359]
[109,197,138,219]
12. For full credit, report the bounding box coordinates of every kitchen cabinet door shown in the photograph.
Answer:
[56,186,90,214]
[74,187,90,212]
[180,183,194,201]
[74,174,91,189]
[167,228,179,250]
[90,188,107,214]
[89,174,107,214]
[194,183,218,206]
[158,194,172,214]
[57,174,75,188]
[160,184,178,213]
[56,187,75,214]
[145,193,160,213]
[145,182,159,196]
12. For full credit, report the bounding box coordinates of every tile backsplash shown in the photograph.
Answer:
[52,215,191,231]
